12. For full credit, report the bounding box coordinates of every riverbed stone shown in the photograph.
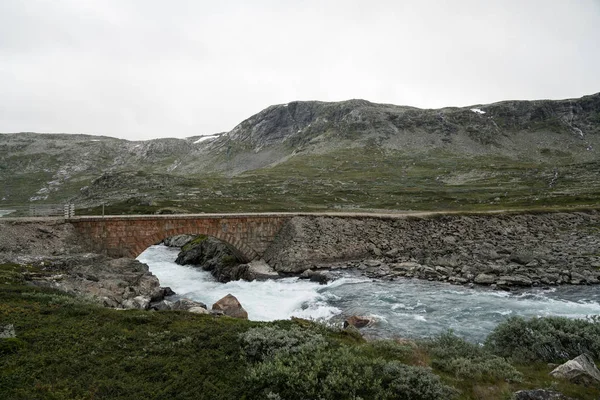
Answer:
[498,275,532,286]
[150,299,175,311]
[569,271,594,285]
[172,298,207,311]
[364,259,381,268]
[392,261,421,271]
[212,294,248,319]
[300,269,314,279]
[343,315,375,329]
[474,273,496,284]
[309,272,330,284]
[240,259,279,281]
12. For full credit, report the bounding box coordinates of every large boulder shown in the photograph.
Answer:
[309,272,330,284]
[299,269,315,279]
[175,236,242,282]
[550,354,600,386]
[299,269,330,284]
[156,286,176,299]
[212,294,248,319]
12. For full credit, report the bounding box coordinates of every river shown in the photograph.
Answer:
[138,245,600,343]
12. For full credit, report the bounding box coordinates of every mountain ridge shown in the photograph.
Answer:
[1,93,599,213]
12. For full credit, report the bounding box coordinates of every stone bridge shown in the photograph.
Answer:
[69,214,294,261]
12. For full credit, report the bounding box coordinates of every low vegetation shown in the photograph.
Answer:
[1,263,599,399]
[485,315,600,363]
[71,149,600,216]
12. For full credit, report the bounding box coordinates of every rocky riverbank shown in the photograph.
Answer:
[264,211,600,288]
[0,220,174,309]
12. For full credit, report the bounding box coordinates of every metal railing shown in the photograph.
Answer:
[0,203,75,218]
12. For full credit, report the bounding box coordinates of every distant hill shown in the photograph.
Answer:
[1,93,599,213]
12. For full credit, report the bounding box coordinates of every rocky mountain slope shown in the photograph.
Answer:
[1,93,599,213]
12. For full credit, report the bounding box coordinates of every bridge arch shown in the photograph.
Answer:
[137,228,258,262]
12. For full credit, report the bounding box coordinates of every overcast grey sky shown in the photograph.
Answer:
[1,0,599,140]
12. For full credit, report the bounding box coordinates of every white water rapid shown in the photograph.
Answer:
[138,245,600,342]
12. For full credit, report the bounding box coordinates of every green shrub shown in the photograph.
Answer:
[0,338,25,356]
[246,345,456,400]
[360,339,415,363]
[239,326,328,363]
[379,361,459,400]
[241,327,456,399]
[426,332,522,382]
[427,331,484,360]
[485,316,600,363]
[441,356,522,382]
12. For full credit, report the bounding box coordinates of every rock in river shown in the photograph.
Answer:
[212,294,248,319]
[343,315,375,329]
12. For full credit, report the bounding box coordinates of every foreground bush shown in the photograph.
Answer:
[485,316,600,363]
[246,345,457,400]
[240,326,328,363]
[241,326,456,400]
[426,332,522,382]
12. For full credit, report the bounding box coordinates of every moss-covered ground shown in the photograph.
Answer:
[72,148,600,215]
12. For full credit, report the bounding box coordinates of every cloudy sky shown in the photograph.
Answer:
[1,1,599,140]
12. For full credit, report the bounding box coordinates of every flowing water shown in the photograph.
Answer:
[138,245,600,343]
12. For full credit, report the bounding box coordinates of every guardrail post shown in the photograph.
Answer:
[70,203,75,218]
[64,204,70,219]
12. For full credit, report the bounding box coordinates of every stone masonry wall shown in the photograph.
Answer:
[264,211,600,286]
